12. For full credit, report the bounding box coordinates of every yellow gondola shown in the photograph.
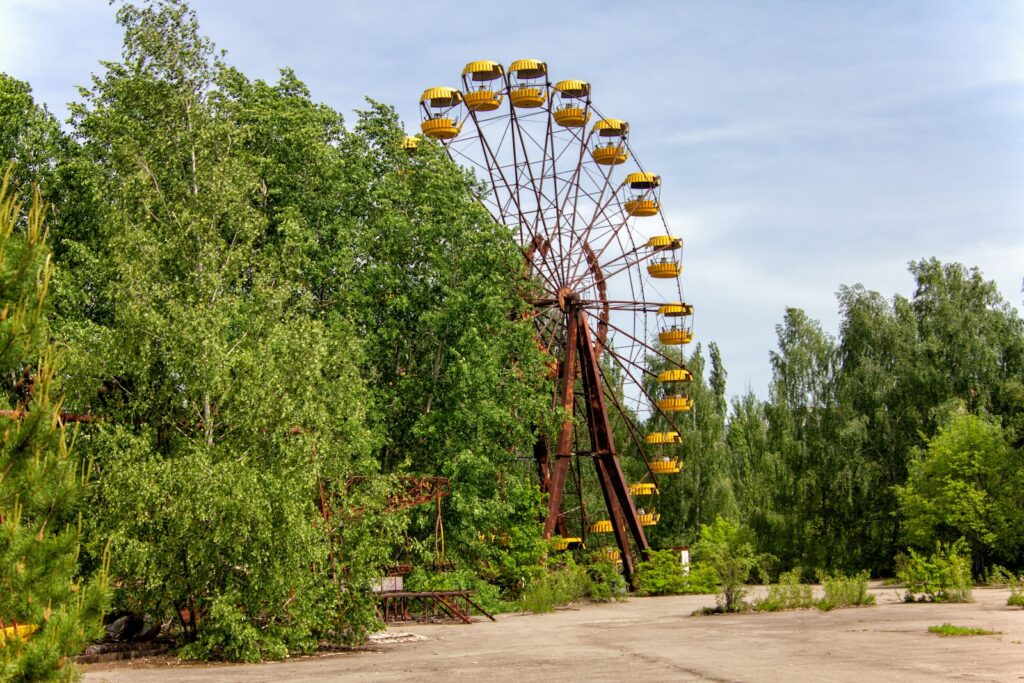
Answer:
[647,258,682,278]
[590,519,613,533]
[637,511,660,526]
[650,458,682,475]
[462,61,505,112]
[591,119,629,165]
[628,482,658,496]
[401,135,419,153]
[508,59,547,108]
[553,80,591,127]
[600,547,622,563]
[0,624,37,644]
[657,395,694,413]
[623,171,661,217]
[419,87,463,139]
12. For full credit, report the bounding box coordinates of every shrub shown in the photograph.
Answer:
[584,554,627,602]
[634,550,716,596]
[897,539,974,602]
[818,571,875,610]
[754,570,815,611]
[404,567,515,615]
[519,557,591,613]
[694,517,769,612]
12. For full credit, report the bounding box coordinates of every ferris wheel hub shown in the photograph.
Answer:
[556,287,577,312]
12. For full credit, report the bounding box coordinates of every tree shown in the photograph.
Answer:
[56,1,388,659]
[896,412,1024,574]
[693,516,765,611]
[0,170,108,681]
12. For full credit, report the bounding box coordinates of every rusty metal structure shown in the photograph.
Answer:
[417,61,694,585]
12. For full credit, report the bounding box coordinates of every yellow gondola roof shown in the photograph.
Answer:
[645,431,681,444]
[593,118,628,134]
[658,368,694,383]
[420,87,463,106]
[508,59,547,79]
[462,60,504,80]
[625,172,660,187]
[658,302,694,316]
[554,80,590,97]
[647,235,681,249]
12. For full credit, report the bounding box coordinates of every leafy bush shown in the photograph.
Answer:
[897,539,974,602]
[519,558,590,613]
[754,570,814,611]
[583,554,626,602]
[634,550,717,596]
[818,571,875,610]
[694,517,769,612]
[404,567,515,615]
[518,554,623,613]
[178,594,286,662]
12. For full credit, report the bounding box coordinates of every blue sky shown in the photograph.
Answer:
[3,0,1023,399]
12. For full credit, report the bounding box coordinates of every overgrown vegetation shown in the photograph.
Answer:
[818,571,875,610]
[693,518,769,612]
[633,550,717,596]
[754,570,815,611]
[898,540,974,603]
[518,554,624,614]
[928,624,999,637]
[1,0,1023,664]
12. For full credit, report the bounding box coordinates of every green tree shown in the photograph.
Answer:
[0,171,108,682]
[693,516,765,611]
[897,412,1024,573]
[56,1,390,658]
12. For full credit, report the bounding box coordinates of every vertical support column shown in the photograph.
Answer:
[543,312,578,538]
[575,308,651,586]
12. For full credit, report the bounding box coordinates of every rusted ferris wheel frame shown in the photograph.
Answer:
[417,61,695,585]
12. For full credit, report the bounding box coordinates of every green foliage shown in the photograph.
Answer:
[519,558,589,614]
[583,554,627,601]
[898,539,974,603]
[633,550,716,596]
[0,171,109,681]
[928,623,998,637]
[818,571,875,610]
[896,412,1024,574]
[754,570,815,611]
[694,517,768,612]
[518,555,621,613]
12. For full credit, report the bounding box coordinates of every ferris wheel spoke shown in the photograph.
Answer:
[561,161,622,285]
[594,357,662,482]
[602,317,685,375]
[602,345,683,435]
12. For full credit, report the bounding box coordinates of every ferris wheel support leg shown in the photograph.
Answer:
[576,309,652,587]
[543,312,578,539]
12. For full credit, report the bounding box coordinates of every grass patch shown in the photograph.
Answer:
[928,623,1000,637]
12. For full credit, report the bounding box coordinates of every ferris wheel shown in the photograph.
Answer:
[415,59,695,583]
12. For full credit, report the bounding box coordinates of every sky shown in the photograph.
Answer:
[3,0,1023,399]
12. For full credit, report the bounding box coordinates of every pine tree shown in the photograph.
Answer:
[0,168,107,681]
